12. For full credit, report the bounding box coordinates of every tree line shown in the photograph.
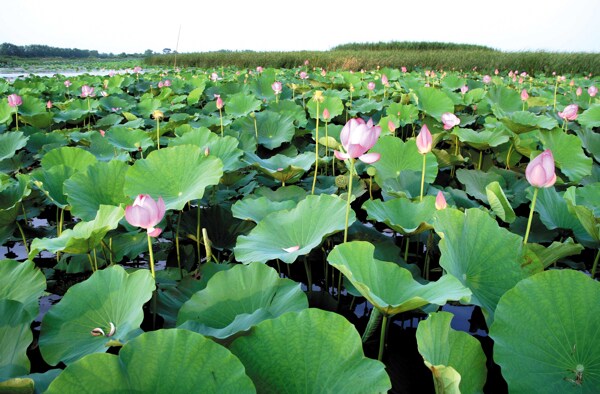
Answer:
[0,42,148,58]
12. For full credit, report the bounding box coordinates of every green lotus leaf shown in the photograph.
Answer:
[539,128,592,182]
[490,270,600,393]
[234,194,353,264]
[526,238,584,268]
[39,265,155,366]
[98,96,132,112]
[327,241,471,316]
[485,181,516,223]
[268,100,308,127]
[416,311,487,394]
[0,132,28,162]
[186,85,206,105]
[564,186,600,244]
[487,85,522,117]
[577,104,600,128]
[31,165,76,208]
[574,127,600,165]
[40,146,97,172]
[232,196,297,223]
[0,206,18,245]
[362,196,436,235]
[434,208,534,321]
[229,308,391,393]
[224,92,262,118]
[135,97,162,117]
[177,263,307,339]
[45,329,255,394]
[0,259,46,318]
[251,111,296,149]
[371,136,438,185]
[52,100,89,122]
[0,100,12,124]
[124,145,223,211]
[456,169,504,204]
[0,300,33,380]
[244,151,314,184]
[29,205,124,259]
[105,126,154,152]
[0,174,30,211]
[507,110,558,130]
[452,128,510,150]
[64,160,129,221]
[17,96,46,117]
[306,92,344,121]
[416,87,454,119]
[386,103,419,126]
[169,127,244,172]
[6,369,61,394]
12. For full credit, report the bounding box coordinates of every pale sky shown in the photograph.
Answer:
[2,0,598,54]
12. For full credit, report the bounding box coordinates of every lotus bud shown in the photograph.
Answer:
[525,150,556,188]
[416,125,432,154]
[576,87,582,96]
[483,75,491,84]
[520,89,529,101]
[7,94,22,107]
[152,110,164,120]
[204,147,210,156]
[367,82,375,91]
[588,86,598,97]
[435,191,447,210]
[323,108,330,120]
[558,104,578,121]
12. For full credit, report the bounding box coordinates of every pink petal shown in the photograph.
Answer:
[283,245,300,253]
[334,150,349,160]
[359,152,380,164]
[147,227,162,237]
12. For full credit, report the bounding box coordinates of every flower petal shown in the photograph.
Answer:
[359,152,381,164]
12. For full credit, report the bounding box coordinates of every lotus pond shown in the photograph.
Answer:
[0,64,599,393]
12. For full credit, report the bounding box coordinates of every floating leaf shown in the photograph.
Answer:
[106,126,154,152]
[232,196,297,223]
[224,92,262,118]
[235,194,353,264]
[46,329,255,393]
[371,136,438,185]
[229,308,391,393]
[40,147,97,172]
[416,311,487,394]
[526,238,584,268]
[177,263,307,339]
[577,104,600,128]
[363,196,436,235]
[244,151,314,185]
[452,128,510,150]
[490,270,600,393]
[416,87,455,119]
[39,265,155,366]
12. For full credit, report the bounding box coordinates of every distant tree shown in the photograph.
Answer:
[144,49,154,57]
[163,48,172,54]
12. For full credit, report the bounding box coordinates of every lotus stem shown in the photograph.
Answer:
[311,101,320,195]
[404,237,409,262]
[88,253,95,272]
[196,204,201,265]
[93,247,99,271]
[14,107,19,131]
[219,107,223,137]
[21,202,27,222]
[343,158,355,243]
[15,221,29,255]
[523,187,539,245]
[591,248,600,279]
[276,258,281,277]
[553,79,559,111]
[303,256,312,293]
[505,143,514,170]
[156,118,161,149]
[420,154,427,201]
[378,314,389,361]
[87,97,91,131]
[147,234,156,279]
[175,212,182,278]
[202,228,213,263]
[253,114,258,141]
[324,120,329,163]
[478,150,483,170]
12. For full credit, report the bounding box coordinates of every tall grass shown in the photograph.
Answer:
[146,48,600,75]
[331,41,498,52]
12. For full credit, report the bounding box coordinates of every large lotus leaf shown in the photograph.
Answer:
[98,96,133,112]
[39,265,155,366]
[124,145,223,211]
[251,111,296,149]
[434,208,534,321]
[0,206,18,245]
[306,92,344,121]
[177,263,307,339]
[105,126,154,152]
[0,300,33,380]
[416,87,454,119]
[234,194,353,264]
[229,308,391,393]
[456,169,504,204]
[577,104,600,128]
[371,136,438,185]
[29,205,124,259]
[327,241,471,316]
[186,85,206,105]
[135,97,162,117]
[0,259,46,318]
[490,270,600,393]
[244,151,314,184]
[506,111,558,131]
[232,196,297,222]
[451,128,510,150]
[362,196,436,235]
[539,128,592,182]
[169,127,244,172]
[31,165,76,208]
[52,100,89,122]
[45,329,255,394]
[224,92,262,118]
[564,186,600,243]
[64,160,129,221]
[269,100,308,127]
[487,85,522,116]
[0,174,29,210]
[17,96,46,117]
[0,100,12,124]
[386,103,419,126]
[575,127,600,164]
[0,132,28,162]
[40,146,97,171]
[416,311,487,394]
[526,238,584,268]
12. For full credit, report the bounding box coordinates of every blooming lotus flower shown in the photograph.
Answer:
[164,79,171,87]
[299,71,308,80]
[381,74,389,86]
[334,118,381,164]
[64,80,72,87]
[435,191,447,210]
[589,86,598,97]
[367,82,375,91]
[521,89,529,101]
[401,66,407,73]
[483,75,491,84]
[158,81,164,88]
[133,66,142,74]
[125,194,166,237]
[525,150,556,188]
[558,104,578,121]
[416,124,432,154]
[7,94,22,107]
[256,66,263,73]
[108,70,116,77]
[460,85,469,94]
[272,81,282,95]
[304,59,309,66]
[441,113,460,130]
[81,85,94,98]
[210,72,219,82]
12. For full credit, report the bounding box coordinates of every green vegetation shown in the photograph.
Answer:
[331,41,497,51]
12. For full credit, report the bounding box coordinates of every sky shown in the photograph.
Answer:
[1,0,598,54]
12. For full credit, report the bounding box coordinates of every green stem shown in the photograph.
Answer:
[343,158,355,243]
[478,150,483,170]
[378,314,388,361]
[87,98,91,131]
[590,248,600,279]
[553,80,559,111]
[311,101,320,195]
[523,187,539,244]
[404,237,410,263]
[93,247,98,271]
[15,221,29,255]
[176,212,182,278]
[219,108,223,137]
[505,143,514,170]
[14,107,19,131]
[156,119,161,149]
[196,204,201,264]
[419,154,426,201]
[21,202,27,222]
[147,234,156,279]
[303,256,312,293]
[88,253,95,272]
[253,115,258,141]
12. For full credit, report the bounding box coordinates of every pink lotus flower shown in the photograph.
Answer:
[271,81,282,95]
[99,129,106,137]
[367,82,375,91]
[381,74,389,86]
[164,80,171,87]
[108,70,116,77]
[133,66,142,74]
[483,75,491,84]
[334,118,381,164]
[494,69,499,75]
[158,81,164,88]
[460,85,469,94]
[441,113,460,130]
[211,72,219,82]
[387,120,396,134]
[526,150,556,188]
[435,191,447,210]
[304,59,309,66]
[589,86,598,97]
[299,71,308,80]
[401,66,407,73]
[64,80,72,87]
[416,124,432,154]
[256,66,263,73]
[521,89,529,101]
[321,69,327,77]
[7,94,22,107]
[125,194,166,237]
[81,85,94,98]
[576,87,582,96]
[558,104,578,121]
[47,100,52,109]
[215,95,224,110]
[323,108,330,120]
